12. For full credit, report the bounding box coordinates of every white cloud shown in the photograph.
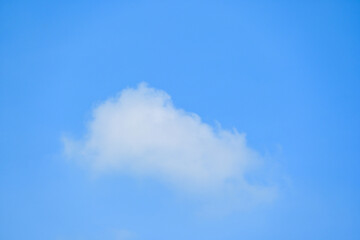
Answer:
[63,83,275,200]
[114,229,136,240]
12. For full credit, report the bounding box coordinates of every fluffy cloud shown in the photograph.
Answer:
[63,83,275,199]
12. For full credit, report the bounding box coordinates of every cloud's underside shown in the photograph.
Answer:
[63,83,275,200]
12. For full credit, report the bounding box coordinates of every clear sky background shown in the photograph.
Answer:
[1,0,360,239]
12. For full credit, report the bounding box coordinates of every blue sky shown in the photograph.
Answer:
[1,0,360,239]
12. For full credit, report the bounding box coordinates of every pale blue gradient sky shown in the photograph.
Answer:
[1,0,359,239]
